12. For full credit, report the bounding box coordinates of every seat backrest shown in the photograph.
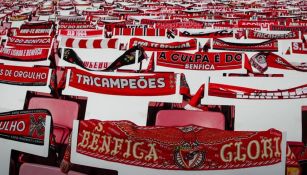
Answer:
[19,163,86,175]
[27,97,79,128]
[156,110,225,130]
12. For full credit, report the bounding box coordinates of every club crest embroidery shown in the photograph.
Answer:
[174,127,205,169]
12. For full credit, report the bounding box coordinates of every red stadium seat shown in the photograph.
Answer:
[19,163,86,175]
[27,97,79,144]
[155,110,225,130]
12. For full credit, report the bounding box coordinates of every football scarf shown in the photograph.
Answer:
[270,25,307,33]
[113,28,169,36]
[98,20,128,29]
[58,29,103,37]
[246,52,307,73]
[61,45,147,71]
[14,28,53,37]
[129,38,197,51]
[155,21,204,29]
[58,6,74,10]
[20,21,54,29]
[179,29,233,38]
[212,39,278,52]
[6,36,53,48]
[140,18,180,25]
[214,23,261,30]
[0,64,49,86]
[248,30,300,39]
[37,10,54,16]
[112,9,139,15]
[62,49,111,71]
[289,42,307,54]
[58,21,96,29]
[9,15,28,21]
[209,83,307,99]
[57,16,86,21]
[77,120,282,170]
[156,51,243,70]
[69,68,176,96]
[82,10,108,15]
[0,109,49,145]
[0,47,49,62]
[238,20,278,28]
[60,38,118,49]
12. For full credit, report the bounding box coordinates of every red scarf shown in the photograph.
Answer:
[0,64,49,86]
[179,29,233,38]
[0,47,49,61]
[290,42,307,54]
[155,21,204,29]
[140,18,181,25]
[68,68,176,96]
[58,29,103,37]
[7,36,53,48]
[270,25,307,33]
[213,39,278,52]
[129,38,197,51]
[248,30,300,39]
[238,20,278,28]
[14,28,53,36]
[156,51,242,70]
[77,120,282,170]
[209,83,307,99]
[0,109,49,145]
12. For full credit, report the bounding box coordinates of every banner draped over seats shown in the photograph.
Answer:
[77,120,282,170]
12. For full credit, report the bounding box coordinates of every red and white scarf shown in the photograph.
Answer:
[60,38,118,49]
[113,28,170,36]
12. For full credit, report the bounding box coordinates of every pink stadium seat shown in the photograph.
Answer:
[156,110,225,130]
[27,97,79,144]
[19,163,86,175]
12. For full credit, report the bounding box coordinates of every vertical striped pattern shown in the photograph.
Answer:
[61,38,118,49]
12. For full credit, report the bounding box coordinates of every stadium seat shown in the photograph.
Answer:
[19,163,86,175]
[155,110,225,130]
[27,97,79,144]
